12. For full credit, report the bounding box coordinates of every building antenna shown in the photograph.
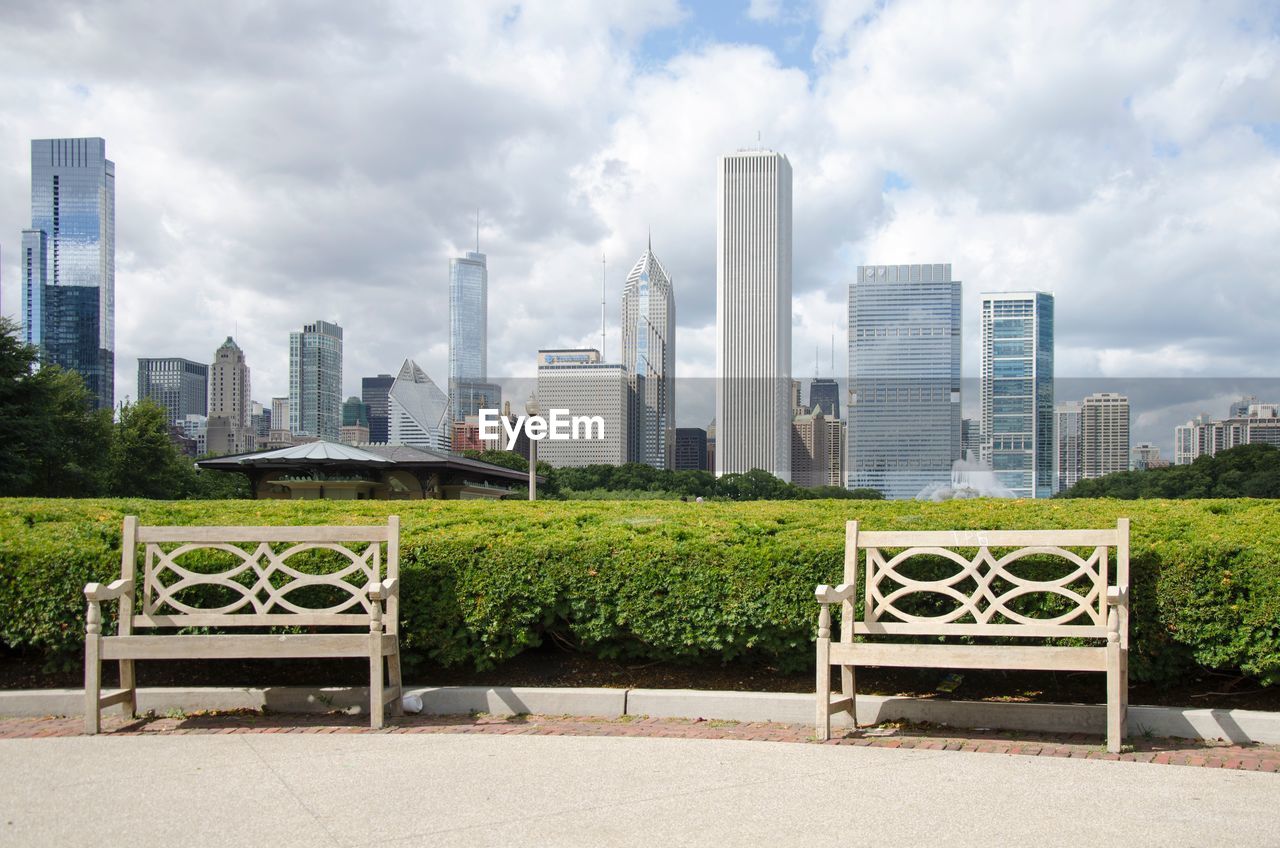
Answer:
[601,253,607,360]
[830,332,835,376]
[475,208,480,252]
[815,345,819,379]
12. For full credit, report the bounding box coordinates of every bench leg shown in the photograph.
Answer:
[118,660,137,718]
[1106,641,1123,754]
[85,603,102,735]
[816,635,831,741]
[841,664,857,727]
[387,646,403,717]
[369,638,384,730]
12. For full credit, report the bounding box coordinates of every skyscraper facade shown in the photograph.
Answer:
[535,348,629,468]
[289,320,343,442]
[715,149,792,481]
[809,378,840,420]
[387,359,451,452]
[21,137,115,410]
[207,336,254,455]
[449,249,488,421]
[361,374,394,444]
[1053,401,1082,493]
[848,264,961,499]
[673,428,708,471]
[137,357,208,427]
[622,241,676,469]
[790,406,829,488]
[1081,392,1130,479]
[980,291,1054,498]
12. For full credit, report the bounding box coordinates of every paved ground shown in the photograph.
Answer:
[1,713,1277,847]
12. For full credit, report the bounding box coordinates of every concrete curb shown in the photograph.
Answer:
[1,686,1276,745]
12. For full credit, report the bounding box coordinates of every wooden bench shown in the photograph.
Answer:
[84,515,402,734]
[815,519,1130,752]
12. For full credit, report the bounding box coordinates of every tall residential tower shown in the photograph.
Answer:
[980,292,1054,498]
[21,138,116,410]
[621,239,676,469]
[289,320,343,441]
[715,149,792,481]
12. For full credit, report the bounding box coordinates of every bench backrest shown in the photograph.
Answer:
[115,515,399,635]
[842,519,1128,646]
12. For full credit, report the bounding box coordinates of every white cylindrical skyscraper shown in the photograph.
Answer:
[715,149,793,481]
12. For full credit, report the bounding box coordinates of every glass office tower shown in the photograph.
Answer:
[448,250,491,423]
[137,358,208,427]
[981,292,1054,498]
[289,320,344,441]
[22,138,115,410]
[622,240,676,469]
[847,264,961,499]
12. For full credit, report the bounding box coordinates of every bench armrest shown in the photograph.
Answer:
[85,579,131,602]
[368,577,399,602]
[815,584,856,604]
[1106,586,1128,606]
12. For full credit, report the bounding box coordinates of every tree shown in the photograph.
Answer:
[108,399,196,498]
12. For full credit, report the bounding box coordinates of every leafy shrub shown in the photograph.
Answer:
[0,497,1278,686]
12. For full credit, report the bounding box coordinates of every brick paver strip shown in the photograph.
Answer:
[1,711,1277,772]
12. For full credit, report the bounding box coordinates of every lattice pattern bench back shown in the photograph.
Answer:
[116,516,400,632]
[843,520,1128,645]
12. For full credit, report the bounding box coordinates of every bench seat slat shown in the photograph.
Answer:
[857,529,1118,547]
[138,526,390,543]
[829,642,1107,672]
[135,613,372,628]
[852,622,1108,639]
[101,634,398,660]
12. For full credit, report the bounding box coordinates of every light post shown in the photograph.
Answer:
[526,393,540,501]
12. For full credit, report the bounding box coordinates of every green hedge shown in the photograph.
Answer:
[1,498,1278,686]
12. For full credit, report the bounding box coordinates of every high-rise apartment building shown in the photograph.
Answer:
[826,418,845,488]
[449,247,489,422]
[1132,443,1166,470]
[251,401,271,442]
[790,406,829,488]
[21,138,115,410]
[980,292,1054,498]
[960,417,986,463]
[1174,401,1280,463]
[536,348,629,468]
[387,360,451,452]
[622,241,676,469]
[340,396,370,446]
[137,358,208,427]
[848,264,961,499]
[1054,401,1082,494]
[361,374,394,444]
[809,378,840,421]
[715,149,792,482]
[1081,393,1130,479]
[289,320,343,441]
[206,336,254,456]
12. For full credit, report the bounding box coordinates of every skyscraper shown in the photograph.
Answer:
[361,373,394,444]
[387,359,451,452]
[790,406,829,488]
[980,292,1054,498]
[1081,392,1130,479]
[673,428,708,471]
[621,239,676,469]
[535,348,629,467]
[289,320,343,441]
[848,264,961,499]
[21,138,115,410]
[715,149,792,481]
[207,336,254,455]
[137,357,208,427]
[1054,401,1082,493]
[809,378,840,420]
[449,247,498,422]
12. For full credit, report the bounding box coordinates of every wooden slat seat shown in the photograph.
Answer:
[815,519,1130,753]
[84,516,402,734]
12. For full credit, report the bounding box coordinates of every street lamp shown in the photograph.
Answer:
[525,393,540,501]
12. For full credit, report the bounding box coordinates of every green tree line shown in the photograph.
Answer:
[461,449,884,501]
[0,318,248,499]
[1059,443,1280,499]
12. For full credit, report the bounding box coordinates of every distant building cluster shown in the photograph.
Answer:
[13,136,1213,500]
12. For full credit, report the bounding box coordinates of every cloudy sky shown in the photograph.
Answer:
[1,0,1278,449]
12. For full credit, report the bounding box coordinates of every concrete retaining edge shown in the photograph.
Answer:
[1,686,1275,746]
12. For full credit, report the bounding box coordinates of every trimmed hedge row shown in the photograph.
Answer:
[1,497,1278,686]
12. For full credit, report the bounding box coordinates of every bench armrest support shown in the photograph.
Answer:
[815,583,856,605]
[85,578,131,602]
[1105,586,1127,606]
[368,577,399,602]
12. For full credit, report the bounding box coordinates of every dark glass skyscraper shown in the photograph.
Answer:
[362,373,394,444]
[22,138,116,410]
[137,357,208,427]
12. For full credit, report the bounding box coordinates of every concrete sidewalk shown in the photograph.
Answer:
[1,731,1274,847]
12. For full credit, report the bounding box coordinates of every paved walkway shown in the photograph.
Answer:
[1,713,1277,846]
